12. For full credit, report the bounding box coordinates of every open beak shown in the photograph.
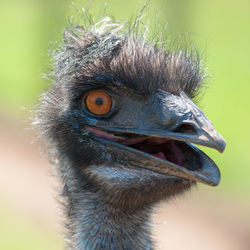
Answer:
[85,91,226,186]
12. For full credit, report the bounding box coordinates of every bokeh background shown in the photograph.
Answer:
[0,0,249,249]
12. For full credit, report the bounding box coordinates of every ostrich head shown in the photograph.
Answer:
[38,18,226,249]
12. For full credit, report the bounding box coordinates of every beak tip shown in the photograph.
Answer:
[204,168,221,186]
[217,137,227,153]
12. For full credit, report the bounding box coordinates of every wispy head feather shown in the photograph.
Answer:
[49,7,205,100]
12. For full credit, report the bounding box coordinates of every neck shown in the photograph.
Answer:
[59,164,154,250]
[68,193,153,250]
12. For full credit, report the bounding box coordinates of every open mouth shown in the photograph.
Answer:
[125,138,200,171]
[85,126,222,186]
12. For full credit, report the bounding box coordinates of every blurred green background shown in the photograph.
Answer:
[0,0,249,249]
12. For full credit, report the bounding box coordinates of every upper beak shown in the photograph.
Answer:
[151,91,226,153]
[103,91,226,153]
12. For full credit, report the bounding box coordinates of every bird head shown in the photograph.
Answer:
[38,20,226,210]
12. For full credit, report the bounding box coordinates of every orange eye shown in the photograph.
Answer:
[85,91,112,115]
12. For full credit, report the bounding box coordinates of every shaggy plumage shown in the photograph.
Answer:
[37,16,224,250]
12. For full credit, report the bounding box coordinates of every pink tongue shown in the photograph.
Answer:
[152,152,166,160]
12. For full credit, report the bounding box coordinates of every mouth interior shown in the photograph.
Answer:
[127,137,184,164]
[125,137,201,171]
[86,127,202,171]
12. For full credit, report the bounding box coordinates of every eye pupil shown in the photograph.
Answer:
[95,97,104,106]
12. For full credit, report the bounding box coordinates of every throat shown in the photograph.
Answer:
[58,149,192,249]
[66,189,153,250]
[59,161,155,250]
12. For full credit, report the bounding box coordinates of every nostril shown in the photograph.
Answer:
[175,123,196,134]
